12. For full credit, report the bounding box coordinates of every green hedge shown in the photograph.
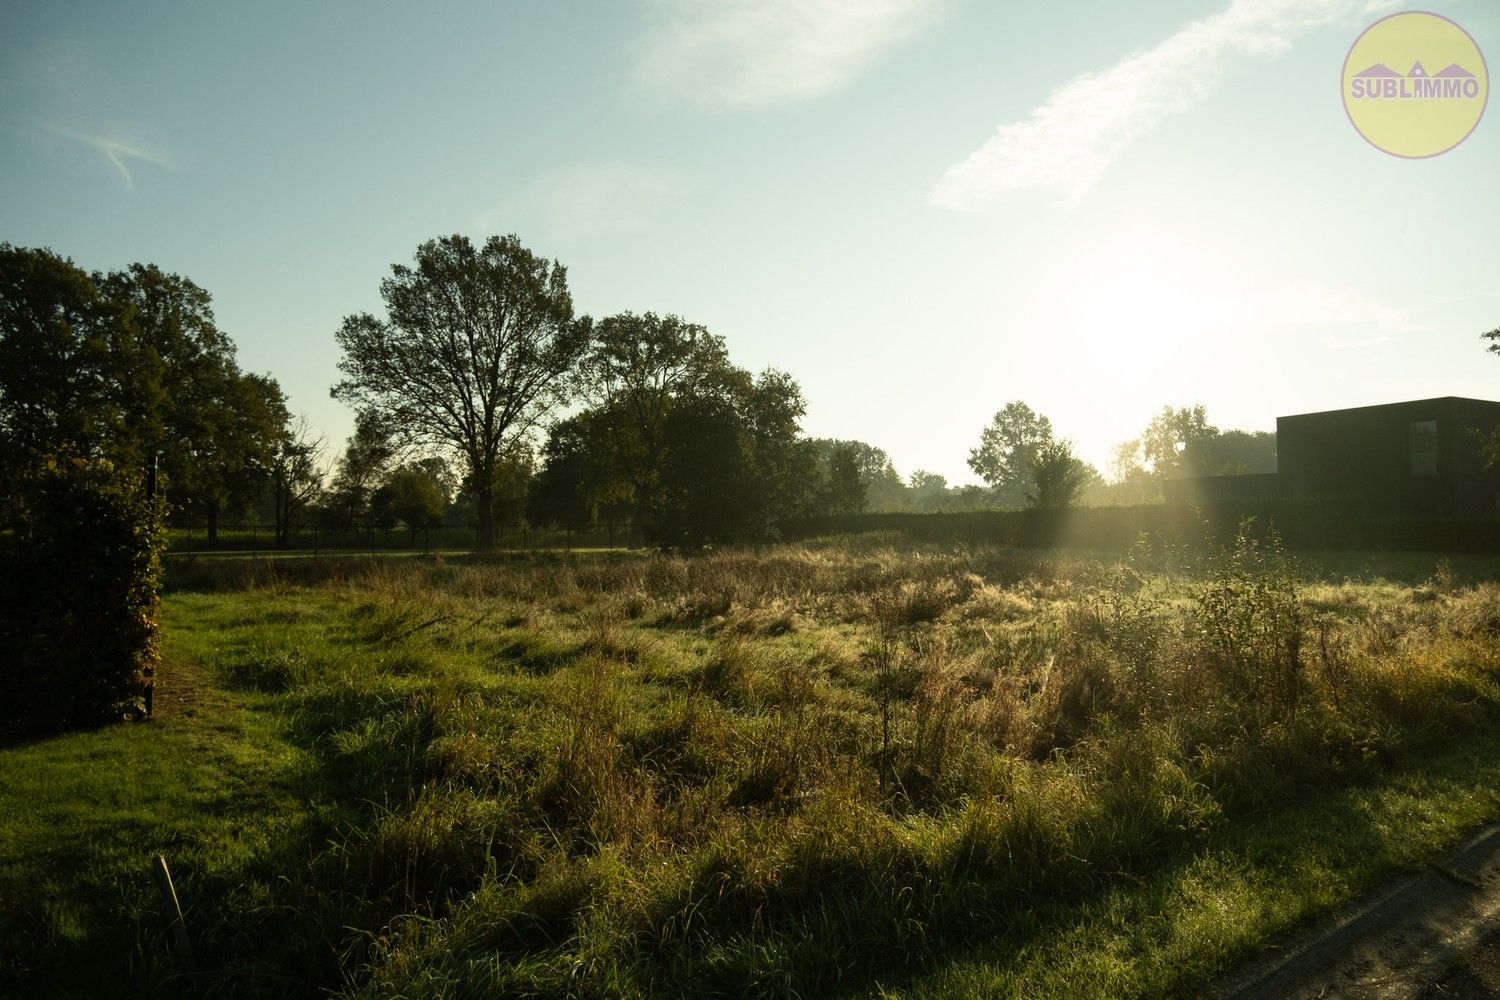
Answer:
[783,503,1500,553]
[1,456,165,737]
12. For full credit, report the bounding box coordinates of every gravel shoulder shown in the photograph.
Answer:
[1218,822,1500,999]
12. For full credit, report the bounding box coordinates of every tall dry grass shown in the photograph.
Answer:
[160,532,1500,997]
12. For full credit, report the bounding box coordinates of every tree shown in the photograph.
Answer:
[654,393,758,547]
[378,462,450,541]
[529,415,608,531]
[647,367,809,546]
[325,410,396,529]
[740,368,811,531]
[97,263,288,545]
[577,312,733,537]
[270,415,325,546]
[1026,439,1090,509]
[1107,405,1218,503]
[1105,439,1155,504]
[1139,404,1215,481]
[1,248,288,545]
[809,438,905,511]
[193,371,288,545]
[822,443,866,515]
[1187,428,1276,476]
[332,234,590,550]
[529,412,643,539]
[968,401,1054,507]
[0,246,123,511]
[909,470,950,511]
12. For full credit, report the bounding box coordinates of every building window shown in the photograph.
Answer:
[1409,420,1437,477]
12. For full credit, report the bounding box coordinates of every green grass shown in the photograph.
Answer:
[0,639,304,998]
[866,730,1500,998]
[3,538,1499,998]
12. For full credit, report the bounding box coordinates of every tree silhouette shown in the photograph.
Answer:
[332,235,589,549]
[1026,439,1089,509]
[578,312,732,536]
[968,401,1053,507]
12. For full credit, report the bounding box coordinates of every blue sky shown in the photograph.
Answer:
[3,0,1497,482]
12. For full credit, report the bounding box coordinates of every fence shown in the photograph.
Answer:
[165,521,629,555]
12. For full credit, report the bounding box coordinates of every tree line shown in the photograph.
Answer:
[20,235,1487,553]
[0,245,290,547]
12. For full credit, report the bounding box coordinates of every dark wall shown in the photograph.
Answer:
[1276,397,1500,518]
[1452,398,1500,517]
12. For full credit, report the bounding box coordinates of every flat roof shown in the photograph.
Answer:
[1277,396,1500,421]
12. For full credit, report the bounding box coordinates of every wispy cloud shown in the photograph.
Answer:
[932,0,1378,210]
[43,122,174,190]
[475,161,681,244]
[636,0,942,110]
[1227,280,1432,336]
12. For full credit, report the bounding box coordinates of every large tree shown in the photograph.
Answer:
[2,248,289,543]
[540,332,810,546]
[332,234,590,549]
[0,246,121,506]
[968,401,1054,507]
[577,312,733,536]
[96,262,289,544]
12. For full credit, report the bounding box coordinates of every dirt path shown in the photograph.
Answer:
[1217,823,1500,999]
[150,652,231,720]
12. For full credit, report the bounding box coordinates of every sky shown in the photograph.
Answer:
[3,0,1498,484]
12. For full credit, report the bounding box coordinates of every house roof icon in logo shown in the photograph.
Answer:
[1433,63,1476,79]
[1353,63,1403,78]
[1408,61,1428,77]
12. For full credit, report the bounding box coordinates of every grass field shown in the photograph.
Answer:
[4,534,1500,998]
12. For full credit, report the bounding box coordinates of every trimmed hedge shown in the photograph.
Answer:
[1,456,165,737]
[783,503,1500,553]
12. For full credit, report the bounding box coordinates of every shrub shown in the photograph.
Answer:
[1194,520,1305,720]
[0,455,164,737]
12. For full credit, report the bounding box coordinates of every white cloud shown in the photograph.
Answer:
[636,0,942,110]
[932,0,1374,209]
[1227,280,1431,336]
[43,122,173,190]
[475,161,680,244]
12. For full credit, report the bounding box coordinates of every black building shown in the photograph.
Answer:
[1166,396,1500,518]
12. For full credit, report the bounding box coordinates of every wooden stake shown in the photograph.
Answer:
[151,855,193,964]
